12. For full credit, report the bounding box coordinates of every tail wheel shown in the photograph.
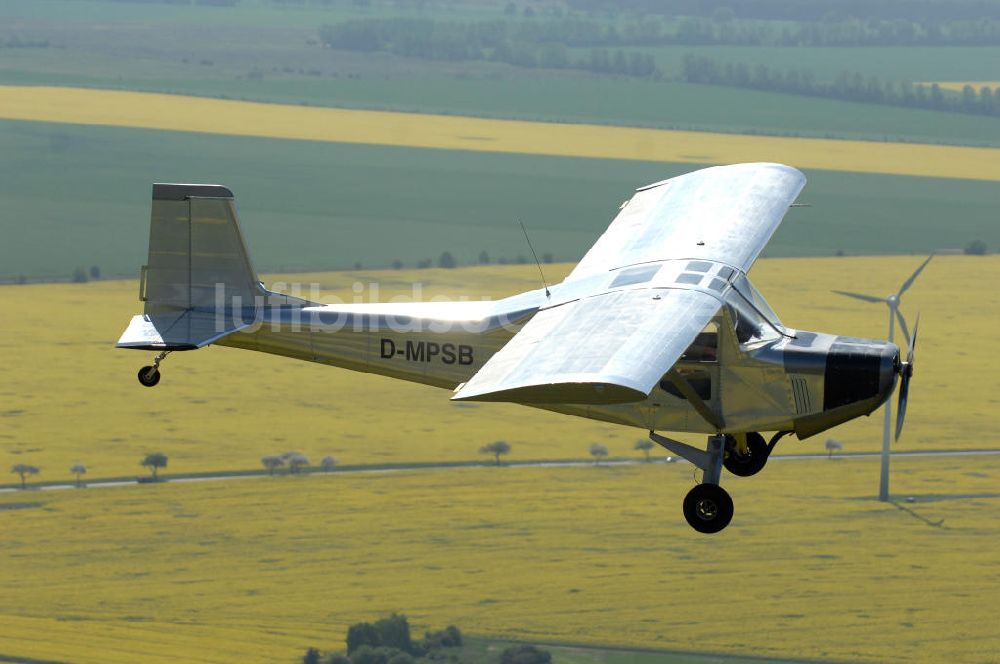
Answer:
[683,484,734,534]
[723,432,769,477]
[137,366,160,387]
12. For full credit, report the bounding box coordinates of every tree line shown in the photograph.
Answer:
[565,0,1000,22]
[302,614,552,664]
[318,18,658,78]
[656,14,1000,46]
[98,0,240,6]
[681,54,1000,117]
[7,439,680,489]
[8,453,168,490]
[320,14,1000,58]
[479,439,675,466]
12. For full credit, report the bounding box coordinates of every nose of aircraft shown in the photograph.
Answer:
[879,341,902,404]
[823,338,900,411]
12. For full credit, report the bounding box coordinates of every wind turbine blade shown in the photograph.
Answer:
[832,290,885,304]
[898,254,934,297]
[894,309,911,347]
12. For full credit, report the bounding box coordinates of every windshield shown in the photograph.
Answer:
[723,275,787,347]
[732,275,785,333]
[725,287,783,347]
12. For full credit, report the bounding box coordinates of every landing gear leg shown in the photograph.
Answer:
[137,351,170,387]
[683,434,733,533]
[649,432,734,534]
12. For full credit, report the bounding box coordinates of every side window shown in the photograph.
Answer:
[731,304,762,344]
[663,322,717,401]
[680,322,718,362]
[659,368,712,401]
[727,301,780,348]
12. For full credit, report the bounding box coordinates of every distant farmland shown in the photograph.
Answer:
[4,0,1000,148]
[927,81,1000,92]
[1,114,998,280]
[3,86,1000,182]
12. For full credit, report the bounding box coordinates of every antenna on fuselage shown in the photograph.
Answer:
[519,220,551,299]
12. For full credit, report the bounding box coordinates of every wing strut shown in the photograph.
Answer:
[665,369,724,430]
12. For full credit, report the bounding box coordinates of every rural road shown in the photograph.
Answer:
[2,448,999,495]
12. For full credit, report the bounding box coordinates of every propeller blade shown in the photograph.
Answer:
[895,313,919,441]
[894,308,911,347]
[898,254,934,297]
[895,372,910,441]
[832,290,885,304]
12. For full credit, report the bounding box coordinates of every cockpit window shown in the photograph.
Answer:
[732,275,785,333]
[726,296,782,347]
[723,275,786,347]
[680,322,718,362]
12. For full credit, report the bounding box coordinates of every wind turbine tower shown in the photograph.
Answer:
[833,255,932,502]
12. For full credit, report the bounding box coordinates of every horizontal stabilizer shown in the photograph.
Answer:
[116,311,251,350]
[452,287,720,405]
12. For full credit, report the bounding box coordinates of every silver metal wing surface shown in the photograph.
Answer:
[451,287,721,404]
[567,162,806,281]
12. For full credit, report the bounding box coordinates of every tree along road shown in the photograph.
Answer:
[2,448,999,494]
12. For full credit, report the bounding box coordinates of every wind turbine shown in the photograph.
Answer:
[833,255,932,502]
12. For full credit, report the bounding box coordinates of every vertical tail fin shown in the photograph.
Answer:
[142,183,263,315]
[118,184,270,349]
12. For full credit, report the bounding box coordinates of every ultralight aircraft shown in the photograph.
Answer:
[118,163,917,533]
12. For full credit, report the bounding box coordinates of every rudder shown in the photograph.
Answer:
[143,183,262,314]
[118,183,266,350]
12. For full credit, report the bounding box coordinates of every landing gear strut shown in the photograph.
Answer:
[137,351,170,387]
[649,430,790,533]
[650,432,733,533]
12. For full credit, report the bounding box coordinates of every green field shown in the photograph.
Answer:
[3,0,1000,146]
[2,118,998,280]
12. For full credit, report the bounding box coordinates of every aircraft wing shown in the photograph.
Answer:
[567,162,805,281]
[451,287,720,404]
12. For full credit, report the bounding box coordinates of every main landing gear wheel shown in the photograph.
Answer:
[136,350,169,387]
[723,432,769,477]
[683,484,734,534]
[137,366,160,387]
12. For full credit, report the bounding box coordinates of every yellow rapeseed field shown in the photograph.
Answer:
[0,456,997,663]
[922,81,1000,92]
[1,86,999,182]
[0,256,995,484]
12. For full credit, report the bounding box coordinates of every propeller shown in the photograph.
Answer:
[894,315,918,441]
